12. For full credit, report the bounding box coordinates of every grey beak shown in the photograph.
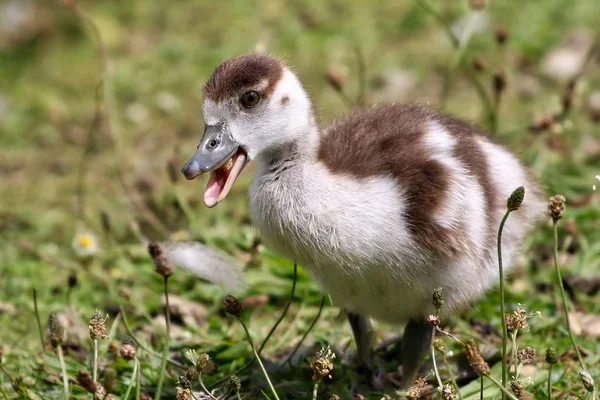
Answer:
[181,123,239,180]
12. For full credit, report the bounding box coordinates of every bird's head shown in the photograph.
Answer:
[181,54,312,207]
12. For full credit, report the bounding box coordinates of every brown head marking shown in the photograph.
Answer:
[204,54,284,103]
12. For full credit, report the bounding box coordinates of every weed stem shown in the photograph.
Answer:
[93,339,98,382]
[155,277,171,400]
[259,263,298,354]
[119,306,184,368]
[33,289,45,353]
[547,364,553,400]
[486,375,519,400]
[122,357,139,400]
[497,210,511,399]
[57,345,69,400]
[552,221,585,368]
[312,382,319,400]
[238,317,280,400]
[431,327,444,390]
[275,295,326,373]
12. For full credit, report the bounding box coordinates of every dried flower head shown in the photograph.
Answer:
[119,335,137,360]
[310,346,336,382]
[46,312,66,347]
[493,69,507,97]
[89,309,109,340]
[148,242,174,277]
[223,295,242,317]
[494,26,509,46]
[77,370,108,400]
[507,186,525,211]
[579,369,595,393]
[225,375,241,393]
[176,387,192,400]
[505,307,529,334]
[517,347,536,365]
[510,380,525,400]
[469,0,485,10]
[440,383,456,400]
[68,273,78,289]
[545,347,557,365]
[530,113,554,133]
[184,349,210,376]
[465,339,490,376]
[473,56,487,72]
[427,315,440,326]
[405,376,427,399]
[432,287,444,310]
[329,395,342,400]
[178,376,191,390]
[548,195,566,222]
[326,69,345,92]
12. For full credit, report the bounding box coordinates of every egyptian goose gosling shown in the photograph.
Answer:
[181,54,544,388]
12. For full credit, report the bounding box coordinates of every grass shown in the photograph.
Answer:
[1,0,600,398]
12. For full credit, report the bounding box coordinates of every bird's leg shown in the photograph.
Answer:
[346,311,379,389]
[399,318,432,390]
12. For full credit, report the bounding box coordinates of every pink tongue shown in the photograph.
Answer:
[204,171,225,207]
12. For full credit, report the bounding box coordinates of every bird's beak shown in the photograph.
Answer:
[181,123,248,207]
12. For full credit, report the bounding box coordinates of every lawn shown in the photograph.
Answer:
[1,0,599,399]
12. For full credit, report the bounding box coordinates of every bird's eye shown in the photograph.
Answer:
[208,139,219,149]
[241,90,260,108]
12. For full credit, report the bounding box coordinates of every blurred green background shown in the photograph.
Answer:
[1,0,599,399]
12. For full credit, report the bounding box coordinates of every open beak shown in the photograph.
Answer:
[181,123,248,208]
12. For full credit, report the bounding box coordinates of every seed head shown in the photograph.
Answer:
[493,69,507,98]
[46,312,66,347]
[148,241,174,277]
[545,347,557,365]
[310,346,336,382]
[507,186,525,211]
[405,376,427,399]
[465,339,490,376]
[517,347,536,365]
[223,295,242,317]
[432,287,444,310]
[178,376,191,390]
[510,381,525,400]
[68,272,78,289]
[548,195,566,222]
[326,69,345,92]
[77,370,109,399]
[579,369,595,393]
[329,395,342,400]
[176,387,192,400]
[119,344,137,361]
[494,26,509,46]
[89,309,109,340]
[440,383,456,400]
[469,0,485,10]
[226,375,241,393]
[427,315,440,326]
[473,56,487,72]
[505,308,528,334]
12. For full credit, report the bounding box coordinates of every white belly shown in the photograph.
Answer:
[249,161,492,323]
